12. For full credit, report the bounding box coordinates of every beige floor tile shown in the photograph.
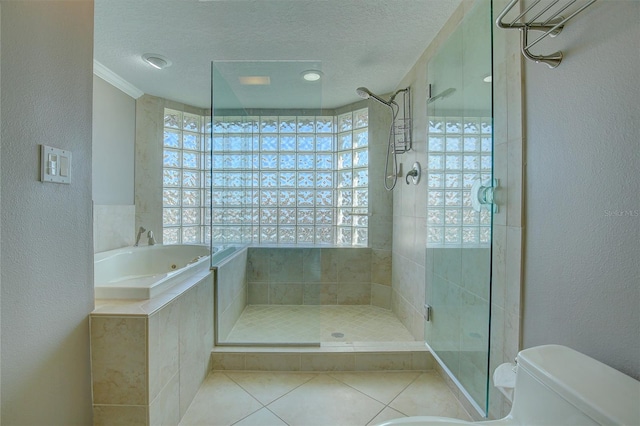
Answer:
[225,372,317,405]
[233,408,287,426]
[367,407,407,426]
[389,372,471,420]
[179,373,263,426]
[225,305,415,344]
[267,374,386,426]
[329,371,421,404]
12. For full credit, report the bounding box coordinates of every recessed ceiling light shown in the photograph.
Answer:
[302,70,323,82]
[239,76,271,85]
[142,53,171,70]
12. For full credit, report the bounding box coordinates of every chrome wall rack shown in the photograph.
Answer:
[496,0,598,68]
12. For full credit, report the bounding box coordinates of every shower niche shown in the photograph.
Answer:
[424,0,494,417]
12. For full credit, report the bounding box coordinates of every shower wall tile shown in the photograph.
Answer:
[270,248,303,282]
[249,282,269,304]
[246,247,375,306]
[505,227,522,318]
[247,248,271,282]
[371,249,392,286]
[491,226,507,309]
[369,214,393,251]
[433,248,462,284]
[302,248,321,282]
[506,140,523,227]
[320,248,339,283]
[337,282,371,305]
[461,248,491,300]
[492,143,508,227]
[303,283,338,305]
[270,283,304,305]
[93,204,135,253]
[371,283,392,309]
[336,248,372,282]
[413,218,427,267]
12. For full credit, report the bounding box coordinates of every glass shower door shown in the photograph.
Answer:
[424,0,493,416]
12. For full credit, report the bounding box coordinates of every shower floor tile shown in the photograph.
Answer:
[224,305,415,344]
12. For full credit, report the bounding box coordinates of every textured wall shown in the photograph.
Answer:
[92,75,135,205]
[522,0,640,380]
[0,1,94,424]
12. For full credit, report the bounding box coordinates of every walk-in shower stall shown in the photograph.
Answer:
[201,0,494,416]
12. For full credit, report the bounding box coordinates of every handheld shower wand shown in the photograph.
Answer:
[356,86,410,191]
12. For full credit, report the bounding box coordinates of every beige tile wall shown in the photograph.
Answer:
[216,247,248,341]
[93,204,136,253]
[90,272,214,425]
[246,247,376,306]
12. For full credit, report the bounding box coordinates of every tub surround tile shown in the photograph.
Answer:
[93,405,147,426]
[149,371,180,426]
[93,204,136,253]
[148,302,180,402]
[90,273,214,425]
[90,316,147,405]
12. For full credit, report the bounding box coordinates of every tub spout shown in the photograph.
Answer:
[147,230,156,246]
[134,226,146,246]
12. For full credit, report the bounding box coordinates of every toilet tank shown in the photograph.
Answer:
[509,345,640,425]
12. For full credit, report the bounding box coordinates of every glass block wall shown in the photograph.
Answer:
[162,109,212,245]
[426,116,492,246]
[211,108,368,246]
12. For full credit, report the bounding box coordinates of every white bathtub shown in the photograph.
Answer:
[94,244,211,300]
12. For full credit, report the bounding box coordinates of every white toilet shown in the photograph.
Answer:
[377,345,640,426]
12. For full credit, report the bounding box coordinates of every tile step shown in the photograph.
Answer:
[211,344,434,372]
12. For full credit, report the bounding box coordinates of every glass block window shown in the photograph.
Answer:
[162,109,211,245]
[212,109,368,246]
[426,116,492,247]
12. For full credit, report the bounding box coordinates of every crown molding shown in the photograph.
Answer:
[93,60,144,99]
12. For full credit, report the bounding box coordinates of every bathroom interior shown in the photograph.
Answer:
[0,0,638,425]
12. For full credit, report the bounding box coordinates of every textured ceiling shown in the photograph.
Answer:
[94,0,463,109]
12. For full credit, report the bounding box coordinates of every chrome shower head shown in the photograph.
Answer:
[356,86,392,106]
[356,87,372,99]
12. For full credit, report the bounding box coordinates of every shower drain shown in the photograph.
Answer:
[331,332,344,338]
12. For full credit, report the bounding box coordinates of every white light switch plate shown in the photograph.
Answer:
[41,145,71,184]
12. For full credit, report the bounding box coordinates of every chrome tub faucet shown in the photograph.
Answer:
[147,230,156,246]
[134,226,146,246]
